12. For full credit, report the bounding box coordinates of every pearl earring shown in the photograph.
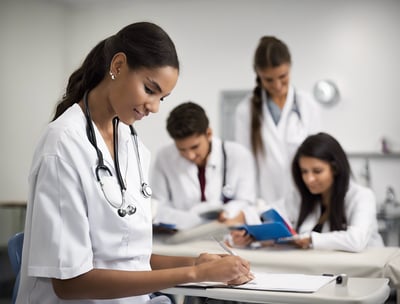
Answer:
[109,71,116,80]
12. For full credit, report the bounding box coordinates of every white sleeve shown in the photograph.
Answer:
[227,143,257,205]
[154,202,205,230]
[28,155,93,279]
[220,142,257,222]
[151,153,204,229]
[150,152,172,204]
[311,187,378,252]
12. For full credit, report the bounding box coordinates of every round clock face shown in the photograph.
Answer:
[313,80,340,106]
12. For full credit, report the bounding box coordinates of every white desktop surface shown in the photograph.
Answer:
[153,238,400,290]
[162,277,390,304]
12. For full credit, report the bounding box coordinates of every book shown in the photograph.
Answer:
[230,208,297,241]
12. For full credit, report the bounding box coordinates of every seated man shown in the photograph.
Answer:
[151,101,257,229]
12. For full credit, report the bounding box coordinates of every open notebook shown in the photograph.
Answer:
[178,272,336,293]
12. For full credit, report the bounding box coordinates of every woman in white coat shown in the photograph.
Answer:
[235,36,321,212]
[287,132,384,252]
[17,22,252,304]
[231,133,384,253]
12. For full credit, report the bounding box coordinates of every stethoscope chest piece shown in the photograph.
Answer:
[118,205,137,217]
[222,184,234,202]
[141,183,152,198]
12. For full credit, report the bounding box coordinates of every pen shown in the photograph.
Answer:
[212,236,238,256]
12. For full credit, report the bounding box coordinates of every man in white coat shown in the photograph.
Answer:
[152,102,257,230]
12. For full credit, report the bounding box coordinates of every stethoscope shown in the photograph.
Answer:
[262,88,302,121]
[221,141,234,203]
[291,91,302,121]
[83,91,152,217]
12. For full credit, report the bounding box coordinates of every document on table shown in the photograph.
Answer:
[178,272,336,293]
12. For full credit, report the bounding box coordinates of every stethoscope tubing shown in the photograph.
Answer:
[83,91,151,216]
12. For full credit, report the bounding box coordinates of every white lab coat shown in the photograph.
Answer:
[235,86,321,213]
[151,137,257,229]
[284,181,384,252]
[17,104,154,304]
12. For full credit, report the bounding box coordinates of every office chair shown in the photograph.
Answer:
[7,232,24,304]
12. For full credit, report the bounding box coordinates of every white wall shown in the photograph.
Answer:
[1,0,399,205]
[0,0,68,243]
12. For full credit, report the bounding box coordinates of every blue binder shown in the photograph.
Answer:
[231,209,296,241]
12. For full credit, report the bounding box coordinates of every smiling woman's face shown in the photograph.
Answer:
[256,63,291,101]
[110,60,178,125]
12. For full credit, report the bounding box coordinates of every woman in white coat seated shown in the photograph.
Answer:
[17,22,252,304]
[231,132,384,253]
[234,36,322,214]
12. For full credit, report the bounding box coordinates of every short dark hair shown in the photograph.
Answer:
[166,102,209,139]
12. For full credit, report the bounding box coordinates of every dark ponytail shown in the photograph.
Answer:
[52,22,179,121]
[53,39,107,120]
[250,78,264,156]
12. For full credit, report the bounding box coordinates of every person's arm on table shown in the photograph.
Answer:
[52,254,252,300]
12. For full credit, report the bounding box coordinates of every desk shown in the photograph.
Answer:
[153,239,400,303]
[162,277,390,304]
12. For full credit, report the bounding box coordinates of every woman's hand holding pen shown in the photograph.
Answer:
[193,254,254,285]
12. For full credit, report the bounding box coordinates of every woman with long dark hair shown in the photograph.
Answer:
[17,22,252,304]
[234,36,321,213]
[288,132,383,252]
[230,133,383,253]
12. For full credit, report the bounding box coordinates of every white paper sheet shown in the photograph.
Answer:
[178,272,336,293]
[237,273,336,293]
